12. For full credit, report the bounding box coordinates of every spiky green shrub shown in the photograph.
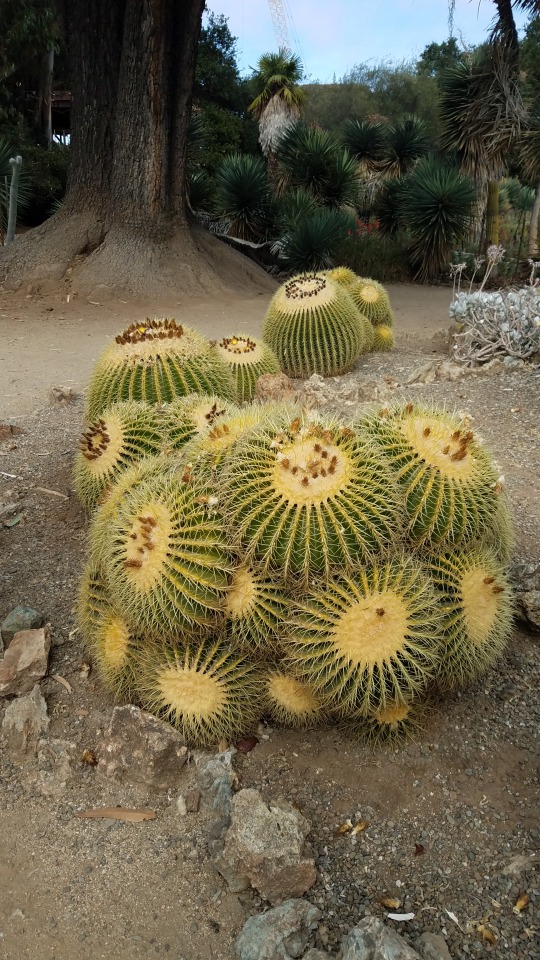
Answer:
[223,410,403,580]
[93,469,232,638]
[224,563,291,652]
[279,207,357,273]
[77,561,139,697]
[349,277,394,326]
[340,119,388,172]
[73,401,166,510]
[134,637,263,746]
[215,153,273,241]
[427,547,513,689]
[262,272,368,377]
[277,122,361,209]
[361,403,504,547]
[381,115,430,178]
[285,557,443,715]
[264,667,325,729]
[214,335,280,402]
[86,319,237,418]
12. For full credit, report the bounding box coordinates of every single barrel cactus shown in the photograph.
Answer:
[372,324,395,352]
[262,273,368,378]
[160,394,239,452]
[349,277,394,326]
[214,334,280,402]
[133,637,263,746]
[349,700,426,745]
[73,401,165,510]
[427,547,513,689]
[224,410,403,580]
[362,403,504,547]
[264,668,325,728]
[224,563,291,651]
[77,561,139,696]
[86,318,236,417]
[92,469,232,637]
[285,557,443,716]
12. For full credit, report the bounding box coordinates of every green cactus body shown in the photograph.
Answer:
[262,273,367,378]
[326,266,359,288]
[284,557,443,716]
[94,470,232,637]
[326,267,375,350]
[134,637,263,746]
[73,401,166,510]
[223,411,403,580]
[362,404,501,547]
[427,547,513,689]
[77,561,138,696]
[185,402,281,471]
[86,318,236,418]
[214,334,280,402]
[264,667,325,728]
[224,563,291,652]
[372,324,394,352]
[348,699,427,745]
[160,394,239,451]
[349,277,394,326]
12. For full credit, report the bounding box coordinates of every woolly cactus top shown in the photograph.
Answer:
[216,335,264,364]
[109,318,209,362]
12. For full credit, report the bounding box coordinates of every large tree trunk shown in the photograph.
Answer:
[0,0,273,301]
[529,182,540,257]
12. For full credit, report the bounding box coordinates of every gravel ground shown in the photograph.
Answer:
[0,306,539,960]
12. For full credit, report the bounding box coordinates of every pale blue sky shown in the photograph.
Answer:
[207,0,530,82]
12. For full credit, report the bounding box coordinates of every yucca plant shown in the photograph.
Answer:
[340,119,388,173]
[279,207,357,272]
[381,115,430,178]
[400,157,477,282]
[187,170,214,212]
[215,154,274,241]
[248,50,306,161]
[277,123,361,209]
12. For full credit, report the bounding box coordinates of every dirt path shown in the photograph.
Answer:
[0,282,538,960]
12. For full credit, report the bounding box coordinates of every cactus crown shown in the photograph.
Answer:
[265,670,323,728]
[115,318,185,346]
[217,335,259,359]
[279,273,330,307]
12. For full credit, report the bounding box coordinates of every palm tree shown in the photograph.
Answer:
[521,106,540,256]
[248,50,306,164]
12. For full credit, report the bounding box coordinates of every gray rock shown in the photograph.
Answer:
[415,933,452,960]
[0,628,51,696]
[1,606,44,647]
[302,951,334,960]
[196,749,238,817]
[235,899,321,960]
[1,684,49,755]
[185,788,201,813]
[97,704,188,789]
[341,917,422,960]
[254,373,298,403]
[36,737,76,797]
[219,788,317,904]
[509,560,540,632]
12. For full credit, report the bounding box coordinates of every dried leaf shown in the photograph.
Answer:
[52,674,73,694]
[334,819,353,836]
[217,738,229,753]
[351,820,370,835]
[75,807,156,822]
[503,853,536,876]
[236,736,259,754]
[380,897,401,910]
[445,910,461,929]
[513,893,529,914]
[387,912,415,922]
[79,661,91,680]
[477,924,497,945]
[414,843,425,856]
[81,749,98,767]
[34,486,69,499]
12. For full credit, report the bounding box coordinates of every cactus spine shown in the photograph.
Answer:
[350,277,394,326]
[264,668,325,728]
[224,563,291,651]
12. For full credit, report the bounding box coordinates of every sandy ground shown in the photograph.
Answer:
[0,280,538,960]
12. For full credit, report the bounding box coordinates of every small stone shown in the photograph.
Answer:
[235,899,321,960]
[1,606,45,647]
[195,750,237,817]
[185,788,201,813]
[97,704,188,789]
[341,917,422,960]
[302,951,333,960]
[177,795,187,816]
[254,373,298,403]
[0,627,51,696]
[219,788,317,905]
[1,684,49,755]
[415,933,452,960]
[48,385,80,404]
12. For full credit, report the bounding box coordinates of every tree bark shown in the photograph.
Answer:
[485,180,500,248]
[0,0,273,300]
[529,182,540,257]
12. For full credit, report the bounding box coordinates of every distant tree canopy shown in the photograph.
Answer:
[416,38,465,81]
[0,0,59,131]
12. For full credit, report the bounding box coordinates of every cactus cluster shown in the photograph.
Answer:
[76,318,514,748]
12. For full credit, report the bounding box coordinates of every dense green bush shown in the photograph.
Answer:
[339,219,410,282]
